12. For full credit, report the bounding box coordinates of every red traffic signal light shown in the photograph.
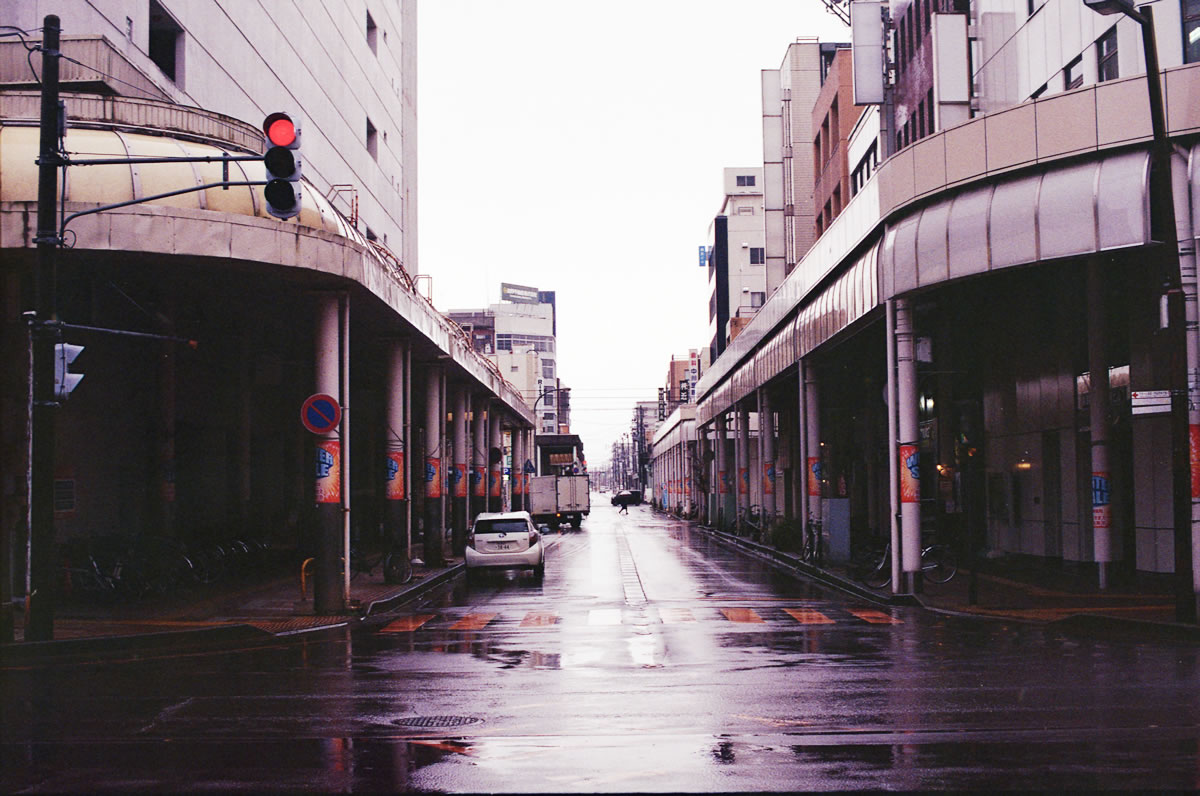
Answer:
[262,112,301,220]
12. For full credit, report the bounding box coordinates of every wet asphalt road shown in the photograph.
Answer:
[5,498,1200,792]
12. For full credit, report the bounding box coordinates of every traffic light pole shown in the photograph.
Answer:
[28,14,62,641]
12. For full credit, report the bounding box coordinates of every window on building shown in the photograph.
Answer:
[737,206,755,215]
[367,10,378,54]
[543,388,555,407]
[750,247,765,264]
[851,140,878,197]
[511,365,519,372]
[1031,82,1049,100]
[709,292,717,321]
[750,292,766,308]
[736,174,756,186]
[917,99,926,139]
[148,0,184,84]
[366,117,378,160]
[1187,0,1200,63]
[1097,27,1119,82]
[542,360,555,378]
[1064,54,1084,90]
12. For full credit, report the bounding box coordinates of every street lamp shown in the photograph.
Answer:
[1084,0,1196,622]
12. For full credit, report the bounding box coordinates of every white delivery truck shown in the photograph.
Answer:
[528,474,591,530]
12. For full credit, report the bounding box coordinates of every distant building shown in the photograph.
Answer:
[448,284,567,433]
[812,45,864,237]
[707,168,766,361]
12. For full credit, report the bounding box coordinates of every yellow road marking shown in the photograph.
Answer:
[520,611,559,627]
[720,607,765,623]
[783,608,834,624]
[659,607,695,624]
[450,613,497,631]
[380,614,436,633]
[848,609,903,624]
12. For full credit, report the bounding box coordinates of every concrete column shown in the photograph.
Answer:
[896,297,921,589]
[736,404,750,530]
[451,385,468,555]
[471,399,486,522]
[489,406,503,513]
[383,339,408,564]
[511,425,524,512]
[157,298,177,537]
[1173,149,1200,615]
[423,366,445,567]
[313,293,345,614]
[715,413,730,528]
[1087,258,1114,589]
[886,302,901,590]
[804,360,824,558]
[761,388,776,525]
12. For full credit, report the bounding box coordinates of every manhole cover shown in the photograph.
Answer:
[392,715,482,728]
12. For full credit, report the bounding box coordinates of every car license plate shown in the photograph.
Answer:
[493,542,513,551]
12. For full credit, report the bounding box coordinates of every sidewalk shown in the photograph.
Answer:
[1,555,465,666]
[693,523,1200,642]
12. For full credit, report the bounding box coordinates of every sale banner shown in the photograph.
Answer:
[763,461,776,495]
[1191,425,1200,498]
[452,462,467,498]
[316,439,341,504]
[899,444,920,503]
[807,457,821,497]
[385,450,405,500]
[1092,472,1111,530]
[512,472,523,496]
[718,469,728,494]
[738,467,749,495]
[425,456,442,499]
[489,465,502,498]
[472,464,486,497]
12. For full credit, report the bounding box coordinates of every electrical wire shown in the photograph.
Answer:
[56,52,167,101]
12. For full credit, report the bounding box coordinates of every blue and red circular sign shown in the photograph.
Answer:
[301,393,341,434]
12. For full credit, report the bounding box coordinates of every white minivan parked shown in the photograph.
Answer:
[465,511,545,580]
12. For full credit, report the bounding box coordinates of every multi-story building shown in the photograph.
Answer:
[0,1,541,635]
[761,39,834,288]
[812,45,864,236]
[693,2,1200,610]
[448,284,565,433]
[706,168,767,360]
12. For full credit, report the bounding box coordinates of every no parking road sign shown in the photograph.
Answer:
[301,393,342,434]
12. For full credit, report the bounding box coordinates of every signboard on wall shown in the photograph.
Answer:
[501,282,540,304]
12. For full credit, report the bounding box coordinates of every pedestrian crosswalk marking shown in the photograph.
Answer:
[393,606,904,632]
[783,608,834,624]
[380,614,436,633]
[659,607,695,624]
[847,609,903,624]
[720,607,765,623]
[450,613,498,631]
[588,608,623,626]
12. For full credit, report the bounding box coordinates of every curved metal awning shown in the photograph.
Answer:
[0,124,355,239]
[880,149,1151,299]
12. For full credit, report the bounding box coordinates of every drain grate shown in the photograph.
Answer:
[393,715,482,728]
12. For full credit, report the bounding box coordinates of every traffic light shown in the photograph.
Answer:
[262,112,302,219]
[53,342,84,400]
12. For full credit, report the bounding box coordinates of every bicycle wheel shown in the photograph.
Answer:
[922,545,957,583]
[800,526,818,563]
[861,549,892,589]
[384,552,413,585]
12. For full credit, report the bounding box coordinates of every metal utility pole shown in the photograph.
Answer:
[27,15,62,641]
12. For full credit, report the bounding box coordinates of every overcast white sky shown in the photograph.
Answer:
[418,1,850,466]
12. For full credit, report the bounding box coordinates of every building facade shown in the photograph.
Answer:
[707,168,767,360]
[0,2,540,641]
[694,2,1200,610]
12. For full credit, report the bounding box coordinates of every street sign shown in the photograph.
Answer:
[1132,390,1171,415]
[301,393,341,433]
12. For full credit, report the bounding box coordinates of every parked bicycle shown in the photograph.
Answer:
[738,504,763,541]
[854,540,957,589]
[800,518,822,564]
